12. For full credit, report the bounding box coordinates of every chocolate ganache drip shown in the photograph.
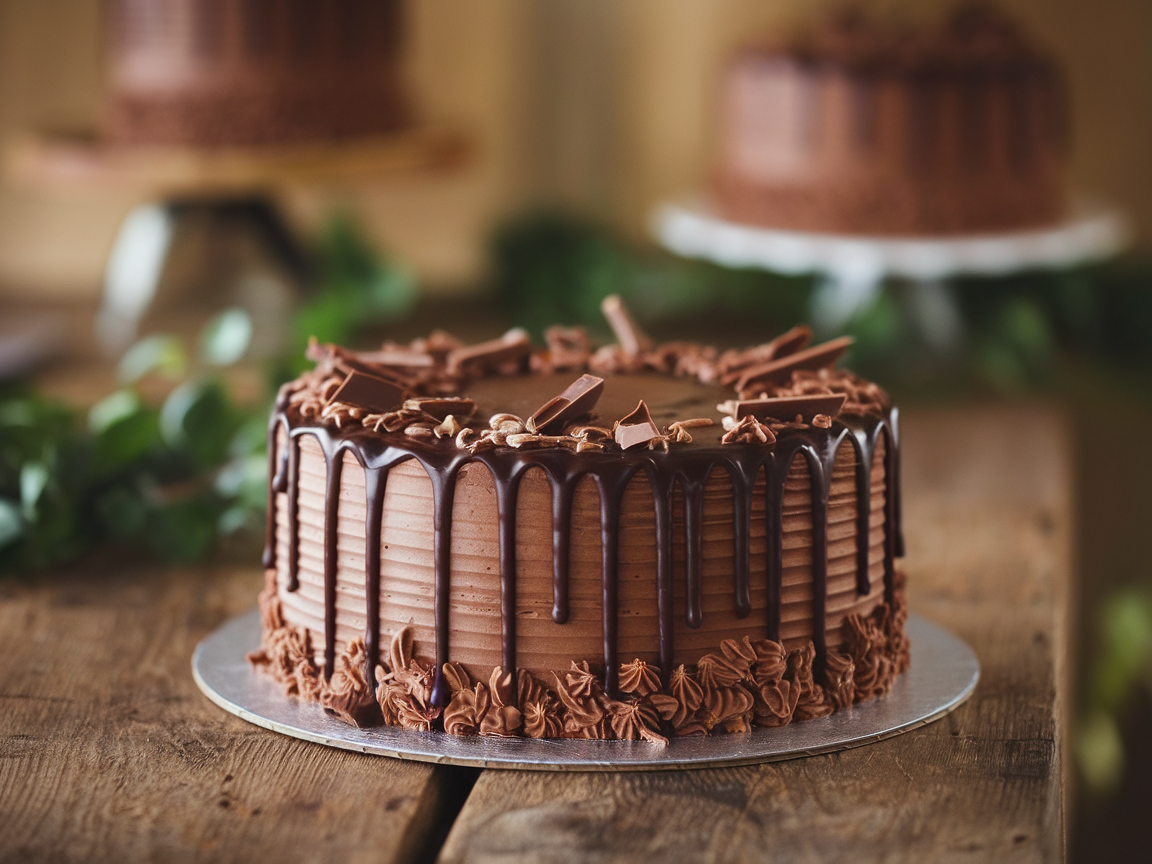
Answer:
[262,309,902,705]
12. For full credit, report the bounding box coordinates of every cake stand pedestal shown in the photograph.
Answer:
[193,610,978,772]
[5,127,471,354]
[652,196,1130,339]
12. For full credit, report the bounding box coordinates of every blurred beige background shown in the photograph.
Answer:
[0,0,1149,299]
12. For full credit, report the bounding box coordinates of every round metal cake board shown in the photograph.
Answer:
[193,611,978,772]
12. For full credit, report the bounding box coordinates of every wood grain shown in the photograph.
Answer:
[0,562,457,864]
[436,404,1070,864]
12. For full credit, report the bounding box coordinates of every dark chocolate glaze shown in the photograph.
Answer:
[263,402,901,701]
[363,466,387,688]
[321,449,344,680]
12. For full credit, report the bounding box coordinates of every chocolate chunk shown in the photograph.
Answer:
[447,328,534,375]
[614,400,661,450]
[601,295,652,357]
[735,394,847,423]
[734,336,854,393]
[327,370,407,414]
[527,374,605,434]
[407,397,476,422]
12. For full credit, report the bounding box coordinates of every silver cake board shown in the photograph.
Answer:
[192,611,978,772]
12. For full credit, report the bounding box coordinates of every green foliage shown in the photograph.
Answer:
[491,211,816,342]
[493,211,1152,394]
[291,215,415,354]
[199,308,253,367]
[0,310,263,573]
[1077,589,1152,796]
[118,335,187,384]
[1,216,417,575]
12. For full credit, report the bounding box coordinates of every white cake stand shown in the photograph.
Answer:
[652,196,1131,340]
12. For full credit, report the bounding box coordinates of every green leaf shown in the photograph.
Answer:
[217,505,252,536]
[0,498,22,549]
[20,463,49,520]
[160,379,237,467]
[147,498,218,562]
[89,391,162,470]
[215,454,268,510]
[364,265,416,319]
[94,485,148,541]
[1076,711,1124,795]
[118,335,187,384]
[199,308,253,367]
[89,389,142,435]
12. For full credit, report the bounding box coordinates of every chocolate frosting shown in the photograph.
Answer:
[263,371,900,704]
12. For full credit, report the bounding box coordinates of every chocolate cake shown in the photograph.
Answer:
[712,2,1068,235]
[104,0,409,147]
[249,298,909,743]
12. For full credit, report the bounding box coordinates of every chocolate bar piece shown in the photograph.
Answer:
[734,337,854,393]
[601,294,652,357]
[735,393,847,423]
[718,324,813,383]
[614,400,661,450]
[528,374,605,434]
[327,370,407,414]
[447,328,534,375]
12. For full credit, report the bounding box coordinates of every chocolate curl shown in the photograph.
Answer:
[447,328,534,376]
[327,370,408,414]
[734,336,854,393]
[527,374,605,435]
[600,295,652,357]
[614,400,662,450]
[735,394,846,424]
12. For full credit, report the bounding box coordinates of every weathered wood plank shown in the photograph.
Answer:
[438,405,1070,864]
[0,562,452,864]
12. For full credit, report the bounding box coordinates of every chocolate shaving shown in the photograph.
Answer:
[527,374,605,434]
[734,337,854,393]
[326,370,407,414]
[614,400,662,450]
[447,328,534,376]
[736,394,846,423]
[601,295,652,357]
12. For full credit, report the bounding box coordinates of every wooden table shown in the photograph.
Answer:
[0,404,1070,863]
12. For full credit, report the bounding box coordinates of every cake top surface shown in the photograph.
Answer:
[739,1,1055,73]
[277,296,891,459]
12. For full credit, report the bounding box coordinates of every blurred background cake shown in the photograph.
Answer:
[712,3,1068,235]
[104,0,409,148]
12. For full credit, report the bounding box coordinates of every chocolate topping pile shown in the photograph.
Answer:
[281,295,889,454]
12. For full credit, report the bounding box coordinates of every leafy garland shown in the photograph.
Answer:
[0,216,414,574]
